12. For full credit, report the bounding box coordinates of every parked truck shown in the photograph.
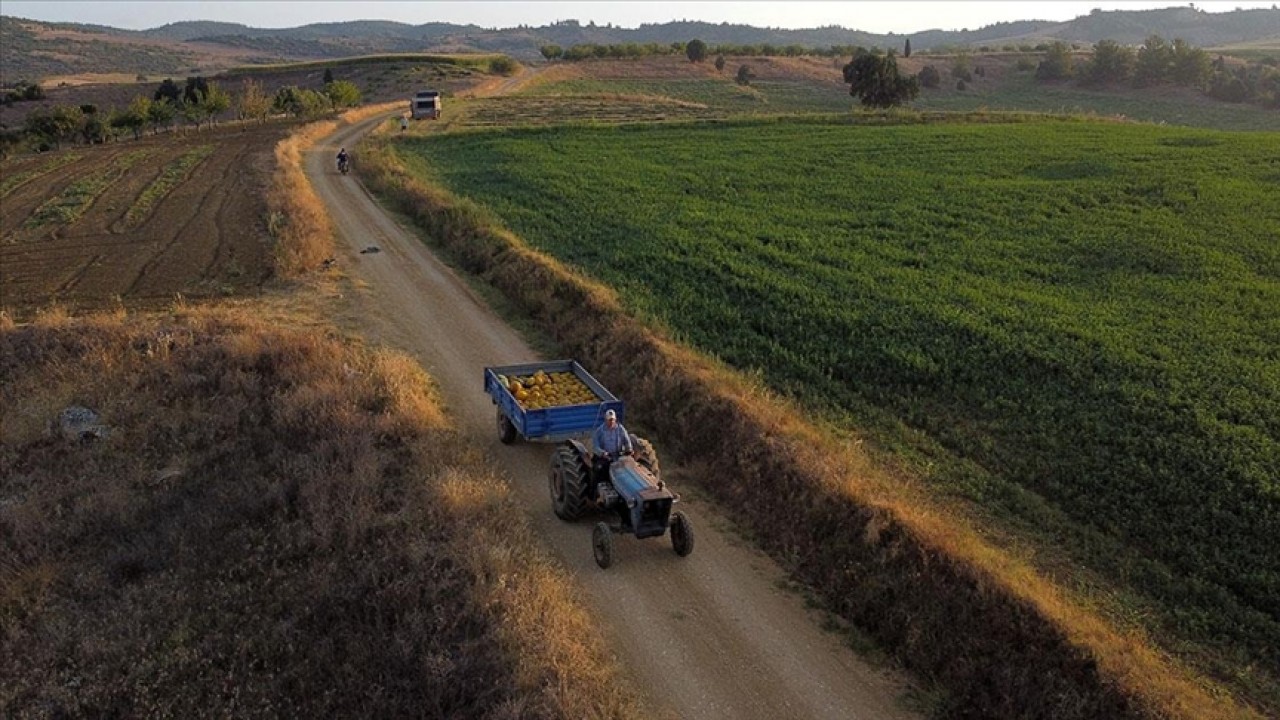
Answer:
[410,90,441,120]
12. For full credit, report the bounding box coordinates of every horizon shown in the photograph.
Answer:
[3,1,1277,36]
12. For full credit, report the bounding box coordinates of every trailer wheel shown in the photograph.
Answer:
[497,411,518,445]
[593,522,615,569]
[550,444,590,521]
[630,434,661,479]
[670,512,694,557]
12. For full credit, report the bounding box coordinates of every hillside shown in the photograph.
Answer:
[3,7,1278,81]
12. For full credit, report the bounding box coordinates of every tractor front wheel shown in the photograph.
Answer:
[593,522,615,569]
[670,511,694,557]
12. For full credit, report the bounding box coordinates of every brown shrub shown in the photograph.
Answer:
[356,138,1254,720]
[0,307,639,719]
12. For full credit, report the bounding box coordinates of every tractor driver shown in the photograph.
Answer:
[592,409,632,480]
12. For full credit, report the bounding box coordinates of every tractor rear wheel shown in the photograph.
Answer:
[630,434,661,479]
[593,522,615,569]
[670,511,694,557]
[497,411,518,444]
[550,444,590,521]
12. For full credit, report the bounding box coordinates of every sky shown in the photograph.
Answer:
[3,1,1276,34]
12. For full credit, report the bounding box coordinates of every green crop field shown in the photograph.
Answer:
[392,119,1280,705]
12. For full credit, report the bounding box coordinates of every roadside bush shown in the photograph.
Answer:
[1036,42,1074,81]
[0,127,23,158]
[488,56,518,76]
[918,65,941,88]
[736,64,754,86]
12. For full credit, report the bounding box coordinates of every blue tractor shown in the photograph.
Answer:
[550,435,694,569]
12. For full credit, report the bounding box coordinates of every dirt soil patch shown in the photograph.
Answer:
[1,123,289,315]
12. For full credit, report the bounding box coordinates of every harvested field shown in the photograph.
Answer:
[0,123,289,313]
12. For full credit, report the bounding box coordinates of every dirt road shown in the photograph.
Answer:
[305,117,918,720]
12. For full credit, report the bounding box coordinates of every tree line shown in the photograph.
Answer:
[1033,35,1280,106]
[2,75,363,157]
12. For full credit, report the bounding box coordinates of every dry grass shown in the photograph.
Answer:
[268,103,403,278]
[357,138,1259,720]
[0,306,640,719]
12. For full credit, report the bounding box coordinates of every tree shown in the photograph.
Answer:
[178,98,203,130]
[112,95,150,139]
[735,64,754,86]
[1171,38,1211,87]
[154,78,182,104]
[686,38,708,63]
[325,79,362,108]
[80,113,109,144]
[951,52,973,82]
[843,50,919,108]
[489,56,518,75]
[540,44,563,60]
[183,76,210,105]
[904,38,912,57]
[206,81,232,125]
[25,105,83,149]
[1036,41,1074,81]
[1135,34,1174,87]
[147,99,176,133]
[715,55,726,72]
[236,78,270,123]
[323,67,334,84]
[918,65,941,88]
[273,86,331,117]
[1079,39,1134,86]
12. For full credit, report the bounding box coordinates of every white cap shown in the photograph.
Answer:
[604,409,616,420]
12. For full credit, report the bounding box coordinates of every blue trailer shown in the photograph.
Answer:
[483,359,623,444]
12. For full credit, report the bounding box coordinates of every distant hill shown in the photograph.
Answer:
[3,7,1278,83]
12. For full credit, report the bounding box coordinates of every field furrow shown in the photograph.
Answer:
[23,149,155,230]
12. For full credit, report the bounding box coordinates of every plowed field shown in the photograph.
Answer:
[1,124,289,312]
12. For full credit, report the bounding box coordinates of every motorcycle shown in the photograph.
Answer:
[337,156,350,175]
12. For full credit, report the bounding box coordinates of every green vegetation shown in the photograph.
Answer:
[24,149,153,227]
[914,72,1280,130]
[121,145,214,228]
[524,77,851,114]
[395,119,1280,707]
[227,53,501,74]
[0,153,82,198]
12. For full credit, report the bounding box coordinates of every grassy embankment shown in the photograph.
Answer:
[358,116,1277,718]
[1,103,641,718]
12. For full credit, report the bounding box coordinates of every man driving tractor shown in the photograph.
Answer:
[591,409,632,479]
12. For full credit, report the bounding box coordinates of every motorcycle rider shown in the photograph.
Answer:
[336,147,349,173]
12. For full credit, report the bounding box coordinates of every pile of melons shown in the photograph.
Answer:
[499,369,600,410]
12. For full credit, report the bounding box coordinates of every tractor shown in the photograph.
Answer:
[549,434,694,569]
